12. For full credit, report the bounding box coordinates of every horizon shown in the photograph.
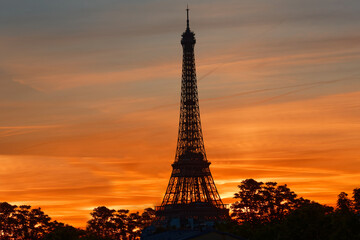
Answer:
[1,0,360,227]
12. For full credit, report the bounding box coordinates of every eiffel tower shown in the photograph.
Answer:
[156,7,229,226]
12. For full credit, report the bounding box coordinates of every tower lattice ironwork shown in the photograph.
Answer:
[156,8,228,222]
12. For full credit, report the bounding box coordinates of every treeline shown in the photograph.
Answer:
[218,179,360,240]
[1,179,360,239]
[0,203,55,239]
[0,204,155,240]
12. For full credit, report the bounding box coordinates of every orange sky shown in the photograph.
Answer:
[1,0,360,227]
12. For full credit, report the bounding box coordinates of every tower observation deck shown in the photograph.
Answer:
[156,7,229,226]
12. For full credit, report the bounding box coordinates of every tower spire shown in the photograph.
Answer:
[186,5,190,30]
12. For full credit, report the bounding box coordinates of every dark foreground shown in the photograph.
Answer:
[1,179,359,240]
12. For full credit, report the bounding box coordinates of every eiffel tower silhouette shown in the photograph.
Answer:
[156,7,229,225]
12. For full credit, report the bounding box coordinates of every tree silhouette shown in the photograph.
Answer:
[273,202,334,240]
[353,188,360,214]
[87,206,116,238]
[0,202,54,239]
[112,209,129,239]
[222,181,360,240]
[140,208,156,229]
[0,202,17,239]
[86,206,155,240]
[127,212,142,240]
[337,192,353,213]
[43,223,86,240]
[230,179,303,225]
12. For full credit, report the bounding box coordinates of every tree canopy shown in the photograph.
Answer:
[219,179,360,240]
[0,202,55,239]
[0,202,155,240]
[230,179,308,224]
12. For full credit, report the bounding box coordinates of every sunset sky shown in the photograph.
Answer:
[1,0,360,227]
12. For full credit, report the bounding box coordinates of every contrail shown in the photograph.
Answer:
[197,16,288,82]
[198,63,224,81]
[201,75,359,103]
[251,86,315,106]
[147,74,359,111]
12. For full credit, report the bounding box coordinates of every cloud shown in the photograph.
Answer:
[1,90,359,226]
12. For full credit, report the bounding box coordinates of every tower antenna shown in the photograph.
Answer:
[186,4,190,29]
